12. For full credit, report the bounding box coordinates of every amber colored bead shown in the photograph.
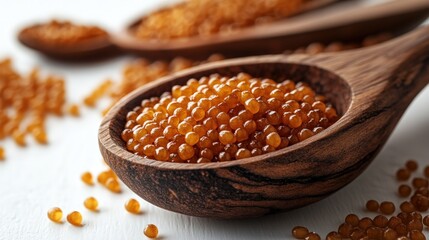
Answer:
[373,215,388,228]
[338,223,353,238]
[366,227,383,239]
[0,147,4,160]
[178,144,195,160]
[305,232,320,240]
[81,171,94,185]
[84,197,98,211]
[366,200,379,212]
[383,228,398,240]
[345,214,359,227]
[266,132,281,148]
[67,211,83,226]
[349,229,364,240]
[412,178,428,188]
[125,198,141,214]
[408,219,423,231]
[395,223,408,236]
[12,130,26,147]
[219,130,236,145]
[105,178,121,193]
[144,224,159,238]
[32,128,48,144]
[47,207,63,223]
[155,147,169,161]
[298,128,314,141]
[399,184,412,197]
[97,170,117,185]
[291,226,309,239]
[325,231,341,240]
[406,160,419,172]
[68,104,80,117]
[380,201,396,215]
[235,148,251,160]
[396,168,411,181]
[400,201,415,213]
[185,132,199,146]
[410,230,426,240]
[388,216,402,228]
[358,217,373,230]
[423,215,429,226]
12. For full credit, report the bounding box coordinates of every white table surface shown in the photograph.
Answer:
[1,1,428,239]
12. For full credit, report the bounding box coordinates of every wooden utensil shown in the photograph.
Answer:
[113,0,429,59]
[99,25,429,219]
[17,25,117,60]
[17,0,429,60]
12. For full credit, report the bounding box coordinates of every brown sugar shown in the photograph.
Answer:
[122,73,338,162]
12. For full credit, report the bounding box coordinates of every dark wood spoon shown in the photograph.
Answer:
[99,26,429,218]
[113,0,429,59]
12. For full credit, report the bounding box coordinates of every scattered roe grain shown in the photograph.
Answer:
[0,146,5,160]
[0,58,67,147]
[66,211,83,226]
[125,198,141,214]
[144,224,158,239]
[20,20,107,46]
[47,207,63,223]
[122,73,338,162]
[83,197,98,211]
[292,160,429,240]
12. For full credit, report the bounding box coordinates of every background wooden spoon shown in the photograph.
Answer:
[17,0,429,60]
[113,0,429,59]
[99,25,429,219]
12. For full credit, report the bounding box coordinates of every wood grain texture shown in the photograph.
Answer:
[99,26,429,218]
[112,0,429,60]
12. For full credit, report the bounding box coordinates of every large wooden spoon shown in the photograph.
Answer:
[113,0,429,59]
[99,25,429,219]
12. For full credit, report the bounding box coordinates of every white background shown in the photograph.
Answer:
[0,0,428,239]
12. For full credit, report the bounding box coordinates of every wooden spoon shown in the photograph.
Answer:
[17,23,117,60]
[113,0,429,59]
[99,25,429,219]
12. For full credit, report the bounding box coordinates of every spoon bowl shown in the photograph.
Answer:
[113,0,429,59]
[99,26,429,218]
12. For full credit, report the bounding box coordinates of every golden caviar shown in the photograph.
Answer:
[0,146,5,160]
[68,104,80,117]
[81,171,94,185]
[66,211,83,226]
[105,178,121,193]
[84,197,98,211]
[144,224,159,239]
[0,58,67,148]
[125,198,141,214]
[122,73,337,162]
[47,207,63,223]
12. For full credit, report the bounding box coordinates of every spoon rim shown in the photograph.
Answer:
[99,55,352,170]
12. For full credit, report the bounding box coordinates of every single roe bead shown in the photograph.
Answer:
[67,211,83,226]
[47,207,63,223]
[125,198,141,214]
[84,197,98,211]
[144,224,159,238]
[81,171,94,185]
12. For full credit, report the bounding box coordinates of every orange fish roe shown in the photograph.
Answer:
[292,160,429,240]
[20,20,107,46]
[0,146,5,160]
[0,58,66,146]
[134,0,304,40]
[84,55,224,114]
[122,73,338,162]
